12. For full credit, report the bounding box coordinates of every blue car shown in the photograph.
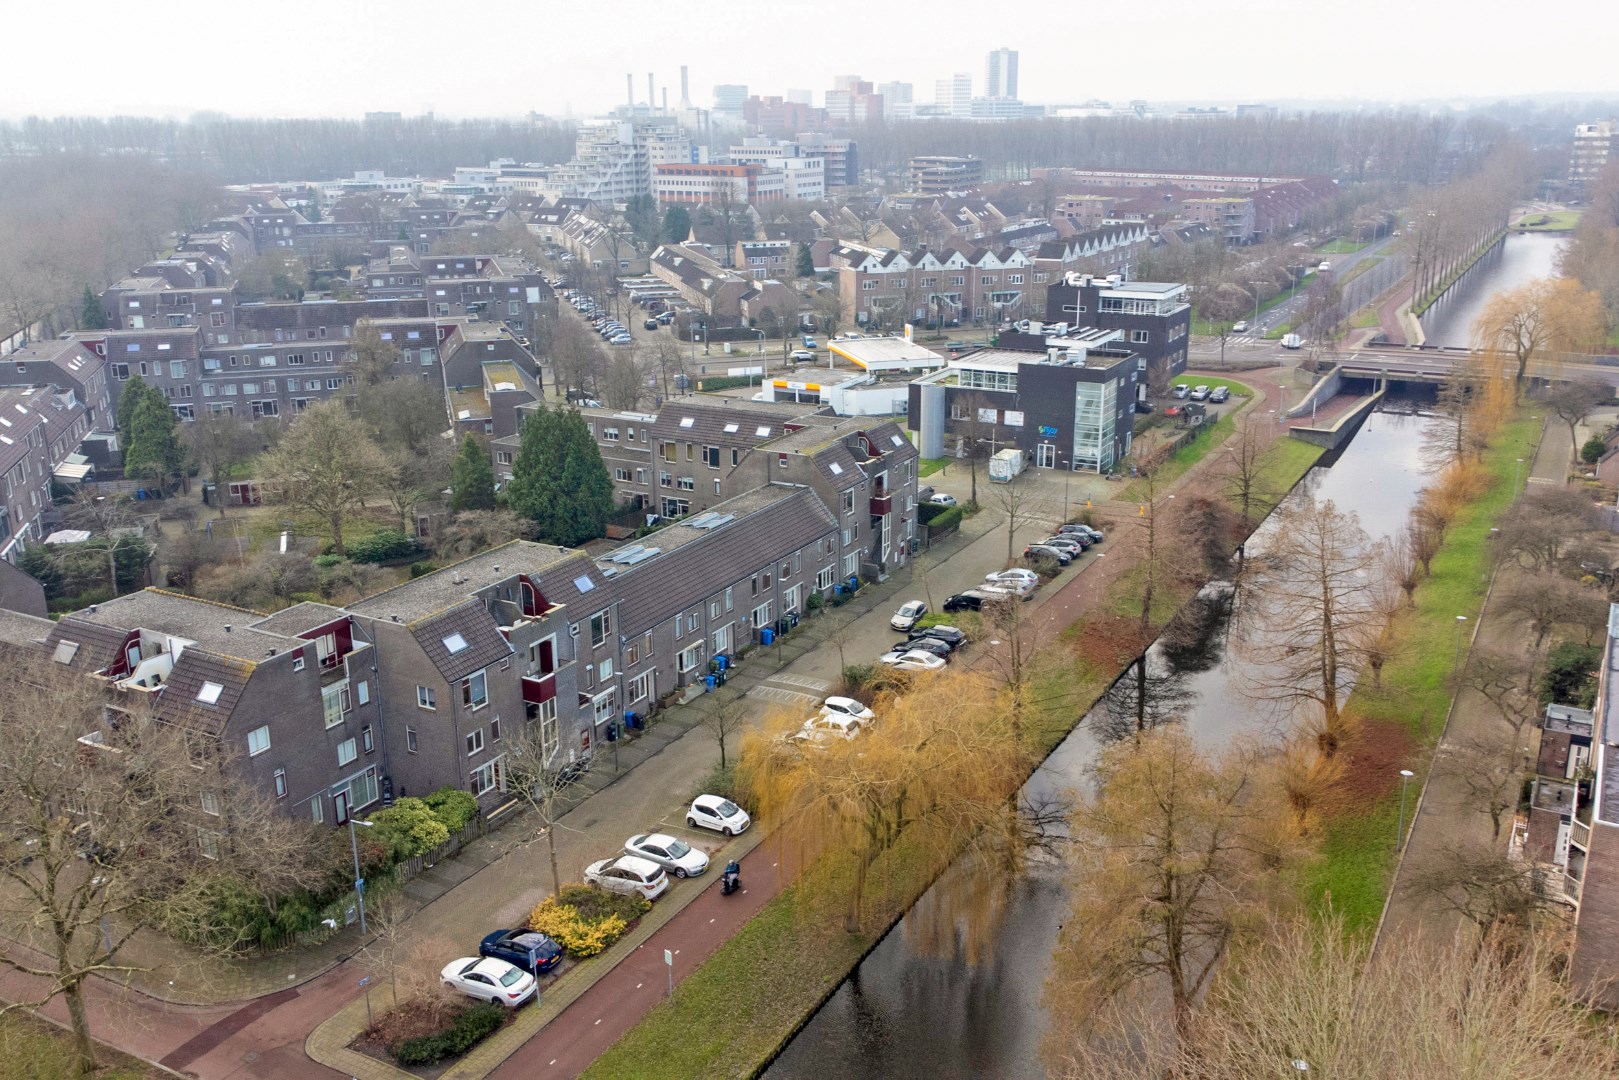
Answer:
[479,928,564,975]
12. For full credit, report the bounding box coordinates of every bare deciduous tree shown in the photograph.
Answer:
[259,400,392,555]
[0,657,328,1076]
[1237,499,1377,757]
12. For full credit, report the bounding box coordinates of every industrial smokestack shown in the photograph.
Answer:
[662,88,668,114]
[680,66,691,109]
[626,73,634,110]
[647,73,655,110]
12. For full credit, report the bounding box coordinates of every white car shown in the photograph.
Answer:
[891,600,928,631]
[440,956,537,1007]
[986,568,1040,589]
[981,581,1032,600]
[877,649,947,672]
[794,713,866,745]
[790,349,815,362]
[624,833,709,878]
[929,493,958,507]
[688,794,750,836]
[585,855,669,900]
[1231,320,1249,333]
[820,696,875,722]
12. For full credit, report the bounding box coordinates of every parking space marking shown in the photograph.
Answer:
[747,685,820,708]
[771,673,833,691]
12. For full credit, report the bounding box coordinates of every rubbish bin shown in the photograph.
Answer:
[716,654,729,671]
[788,611,800,629]
[715,670,728,687]
[761,627,775,646]
[624,711,640,731]
[705,674,717,691]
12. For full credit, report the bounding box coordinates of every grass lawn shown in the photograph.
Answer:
[1316,238,1368,254]
[1349,306,1382,329]
[1300,414,1541,935]
[0,1011,161,1079]
[918,457,948,478]
[1512,210,1581,232]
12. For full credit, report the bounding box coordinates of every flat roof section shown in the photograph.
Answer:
[828,337,946,372]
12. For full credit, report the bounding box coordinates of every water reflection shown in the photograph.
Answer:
[765,410,1440,1079]
[1418,233,1566,349]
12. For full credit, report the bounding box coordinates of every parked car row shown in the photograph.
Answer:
[1025,523,1105,567]
[1172,382,1230,403]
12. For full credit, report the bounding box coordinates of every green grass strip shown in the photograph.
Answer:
[1301,415,1541,935]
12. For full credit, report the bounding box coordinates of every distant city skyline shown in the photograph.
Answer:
[4,0,1616,120]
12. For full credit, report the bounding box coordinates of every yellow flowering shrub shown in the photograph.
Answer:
[527,897,631,958]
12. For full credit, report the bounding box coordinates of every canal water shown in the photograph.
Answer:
[767,237,1560,1079]
[764,410,1439,1080]
[1418,232,1566,349]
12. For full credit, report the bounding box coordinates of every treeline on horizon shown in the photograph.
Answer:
[0,102,1610,186]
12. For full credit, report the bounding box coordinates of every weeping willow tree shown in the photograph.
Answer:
[738,673,1036,938]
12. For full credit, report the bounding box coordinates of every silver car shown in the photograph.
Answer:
[624,833,709,877]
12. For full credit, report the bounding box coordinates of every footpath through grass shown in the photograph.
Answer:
[585,420,1327,1079]
[1301,414,1540,936]
[1512,210,1581,232]
[1316,238,1368,254]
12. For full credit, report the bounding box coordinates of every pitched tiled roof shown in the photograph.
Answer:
[410,600,512,683]
[648,401,815,447]
[349,541,585,622]
[155,650,256,736]
[65,588,292,660]
[42,617,127,673]
[0,608,52,649]
[609,487,836,637]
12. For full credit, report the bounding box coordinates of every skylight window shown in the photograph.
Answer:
[196,681,224,704]
[53,641,79,665]
[756,426,771,437]
[679,417,695,428]
[574,575,596,593]
[723,423,739,433]
[890,434,904,447]
[442,632,469,654]
[829,462,844,475]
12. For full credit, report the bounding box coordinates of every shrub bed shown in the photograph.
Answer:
[527,884,649,958]
[390,1001,508,1066]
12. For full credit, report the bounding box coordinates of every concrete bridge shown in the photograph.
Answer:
[1325,343,1619,389]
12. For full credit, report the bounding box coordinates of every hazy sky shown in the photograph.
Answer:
[8,0,1614,119]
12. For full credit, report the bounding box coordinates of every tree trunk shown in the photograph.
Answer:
[330,512,345,556]
[63,981,97,1077]
[545,814,562,899]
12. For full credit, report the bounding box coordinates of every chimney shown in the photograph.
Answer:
[662,88,668,114]
[627,73,634,111]
[224,625,232,633]
[648,73,655,110]
[680,66,690,109]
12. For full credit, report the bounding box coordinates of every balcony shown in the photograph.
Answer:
[870,491,893,516]
[322,641,369,684]
[522,673,557,706]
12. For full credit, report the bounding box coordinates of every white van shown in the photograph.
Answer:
[1316,261,1332,274]
[1281,334,1303,350]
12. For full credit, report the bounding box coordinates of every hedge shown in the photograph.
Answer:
[924,506,964,532]
[347,529,422,564]
[392,1002,507,1066]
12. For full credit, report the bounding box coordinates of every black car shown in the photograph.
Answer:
[909,625,965,648]
[644,319,659,330]
[480,928,564,975]
[1134,401,1155,414]
[942,592,984,613]
[898,636,952,659]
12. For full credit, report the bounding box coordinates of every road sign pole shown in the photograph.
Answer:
[664,948,673,997]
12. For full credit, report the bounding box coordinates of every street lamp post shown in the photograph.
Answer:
[348,817,374,935]
[1513,457,1525,496]
[750,327,766,356]
[1397,769,1415,849]
[1452,614,1469,678]
[1247,281,1265,327]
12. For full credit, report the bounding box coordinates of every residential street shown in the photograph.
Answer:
[6,369,1299,1080]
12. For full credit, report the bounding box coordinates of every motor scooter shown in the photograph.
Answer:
[720,859,741,895]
